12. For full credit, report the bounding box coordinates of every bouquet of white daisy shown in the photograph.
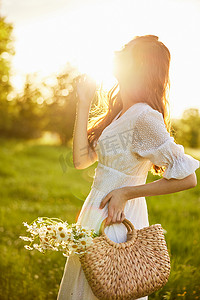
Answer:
[19,217,99,257]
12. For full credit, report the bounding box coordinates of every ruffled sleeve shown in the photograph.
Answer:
[131,106,200,179]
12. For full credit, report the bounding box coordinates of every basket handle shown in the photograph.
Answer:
[99,217,136,236]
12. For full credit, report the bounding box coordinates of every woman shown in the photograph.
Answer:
[57,35,200,300]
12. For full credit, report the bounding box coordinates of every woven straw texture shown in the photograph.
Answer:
[79,218,171,300]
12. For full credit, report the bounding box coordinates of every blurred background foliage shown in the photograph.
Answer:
[0,15,200,148]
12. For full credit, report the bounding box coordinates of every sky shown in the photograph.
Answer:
[1,0,200,118]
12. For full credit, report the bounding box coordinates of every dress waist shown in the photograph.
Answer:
[91,162,147,194]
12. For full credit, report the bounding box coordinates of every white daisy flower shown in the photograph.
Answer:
[37,217,43,223]
[45,225,57,240]
[77,239,87,246]
[19,236,34,242]
[24,245,33,250]
[84,236,94,246]
[29,228,39,236]
[22,222,29,228]
[54,224,71,242]
[67,243,79,252]
[38,226,48,238]
[56,229,71,242]
[81,225,90,231]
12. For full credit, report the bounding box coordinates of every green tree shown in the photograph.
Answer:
[172,108,200,148]
[0,15,15,135]
[11,74,46,139]
[44,65,80,145]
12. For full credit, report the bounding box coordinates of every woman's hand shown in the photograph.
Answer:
[75,73,97,108]
[99,188,129,226]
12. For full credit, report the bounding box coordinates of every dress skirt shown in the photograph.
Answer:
[57,163,150,300]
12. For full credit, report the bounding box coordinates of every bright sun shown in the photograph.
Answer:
[72,45,117,91]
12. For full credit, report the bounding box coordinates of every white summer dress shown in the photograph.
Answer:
[57,102,200,300]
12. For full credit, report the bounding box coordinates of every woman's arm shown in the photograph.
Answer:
[122,172,197,200]
[73,102,97,169]
[99,172,197,225]
[73,75,97,169]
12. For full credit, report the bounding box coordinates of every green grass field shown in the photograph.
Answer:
[0,138,200,300]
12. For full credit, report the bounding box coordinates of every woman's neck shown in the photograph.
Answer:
[119,86,141,117]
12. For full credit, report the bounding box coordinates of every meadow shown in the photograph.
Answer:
[0,137,200,300]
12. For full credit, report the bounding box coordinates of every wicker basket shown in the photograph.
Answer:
[78,218,171,300]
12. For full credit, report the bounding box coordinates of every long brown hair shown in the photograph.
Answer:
[87,34,172,176]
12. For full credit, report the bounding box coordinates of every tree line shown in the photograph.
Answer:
[0,15,200,148]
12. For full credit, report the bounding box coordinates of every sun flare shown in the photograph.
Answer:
[73,47,117,91]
